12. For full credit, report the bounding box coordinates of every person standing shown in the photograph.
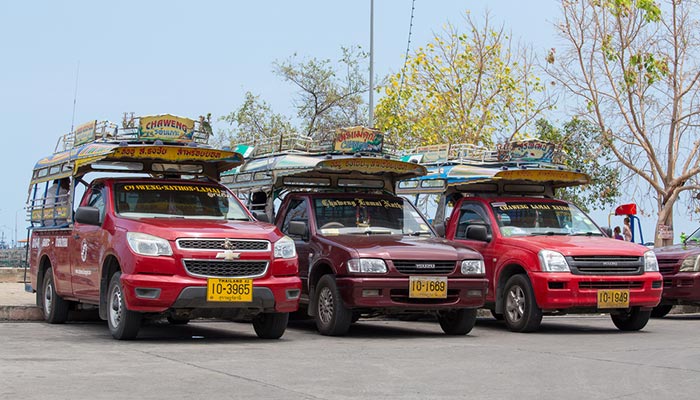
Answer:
[613,226,624,240]
[622,217,633,242]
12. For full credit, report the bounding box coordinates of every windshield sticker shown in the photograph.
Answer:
[320,198,402,209]
[494,203,568,211]
[121,184,225,195]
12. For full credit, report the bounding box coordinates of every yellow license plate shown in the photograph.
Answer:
[207,278,253,302]
[597,289,630,309]
[409,276,447,299]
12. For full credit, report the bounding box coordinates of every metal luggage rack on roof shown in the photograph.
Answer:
[55,113,213,152]
[241,132,333,157]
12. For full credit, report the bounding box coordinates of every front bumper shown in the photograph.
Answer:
[529,272,663,310]
[335,276,487,311]
[660,272,700,304]
[121,273,301,313]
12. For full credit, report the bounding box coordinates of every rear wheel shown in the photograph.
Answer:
[252,312,289,339]
[611,307,651,331]
[438,308,477,335]
[503,274,542,332]
[107,271,142,340]
[650,304,673,319]
[40,267,69,324]
[315,275,352,336]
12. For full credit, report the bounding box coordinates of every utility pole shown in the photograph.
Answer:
[368,0,375,128]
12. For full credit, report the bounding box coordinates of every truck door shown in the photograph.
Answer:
[70,186,107,301]
[451,201,499,302]
[279,197,312,301]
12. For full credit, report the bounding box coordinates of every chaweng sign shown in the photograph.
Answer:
[138,114,195,142]
[333,126,383,153]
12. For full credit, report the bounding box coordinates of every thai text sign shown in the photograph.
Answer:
[506,140,556,162]
[138,114,195,142]
[318,158,423,175]
[334,126,383,153]
[73,120,97,146]
[112,146,229,162]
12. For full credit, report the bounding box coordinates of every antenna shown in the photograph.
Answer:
[70,61,80,133]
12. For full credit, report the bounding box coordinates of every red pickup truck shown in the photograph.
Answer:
[651,227,700,317]
[26,116,301,340]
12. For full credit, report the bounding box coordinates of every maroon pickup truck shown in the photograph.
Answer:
[652,227,700,317]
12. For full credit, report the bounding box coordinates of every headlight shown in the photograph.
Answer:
[347,258,387,273]
[274,236,297,259]
[126,232,172,256]
[461,259,485,274]
[538,250,570,272]
[644,251,659,272]
[679,254,700,272]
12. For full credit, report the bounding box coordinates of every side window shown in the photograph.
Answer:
[87,187,107,223]
[455,204,490,240]
[281,199,308,236]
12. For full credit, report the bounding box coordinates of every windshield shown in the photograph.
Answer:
[114,182,250,220]
[491,201,602,237]
[313,196,433,236]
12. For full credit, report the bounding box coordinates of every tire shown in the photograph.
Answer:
[314,275,352,336]
[252,312,289,339]
[611,307,652,331]
[503,274,542,332]
[650,304,673,319]
[438,308,478,335]
[107,271,142,340]
[489,308,504,321]
[40,267,70,324]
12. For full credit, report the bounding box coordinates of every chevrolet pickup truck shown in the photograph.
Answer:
[26,115,301,340]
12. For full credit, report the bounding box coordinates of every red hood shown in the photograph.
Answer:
[117,218,282,242]
[654,243,700,259]
[504,235,649,256]
[319,234,482,260]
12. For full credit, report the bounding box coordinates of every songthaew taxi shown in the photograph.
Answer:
[224,127,488,336]
[25,114,301,340]
[397,139,663,332]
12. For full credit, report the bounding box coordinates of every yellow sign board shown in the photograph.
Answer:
[112,146,231,162]
[73,120,97,146]
[138,114,195,142]
[333,126,383,153]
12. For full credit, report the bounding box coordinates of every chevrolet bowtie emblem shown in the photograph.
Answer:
[216,250,241,260]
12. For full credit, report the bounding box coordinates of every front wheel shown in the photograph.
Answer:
[503,274,542,332]
[40,267,70,324]
[252,312,289,339]
[611,307,651,331]
[438,308,477,335]
[650,304,673,319]
[314,275,352,336]
[107,271,142,340]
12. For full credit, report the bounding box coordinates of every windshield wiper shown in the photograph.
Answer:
[355,229,393,235]
[530,232,569,236]
[408,231,433,236]
[570,232,604,236]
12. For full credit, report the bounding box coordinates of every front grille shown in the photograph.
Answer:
[578,281,644,289]
[177,238,269,251]
[392,260,456,275]
[183,260,268,278]
[566,256,643,275]
[389,289,460,304]
[657,258,680,275]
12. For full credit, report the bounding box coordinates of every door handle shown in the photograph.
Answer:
[73,234,80,240]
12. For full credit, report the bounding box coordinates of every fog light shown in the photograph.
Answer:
[286,289,301,300]
[362,289,380,297]
[135,288,161,299]
[466,289,482,297]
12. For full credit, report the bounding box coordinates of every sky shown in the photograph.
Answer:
[0,0,692,246]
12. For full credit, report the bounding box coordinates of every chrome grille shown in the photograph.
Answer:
[177,239,270,251]
[183,260,268,278]
[566,256,643,275]
[392,260,456,274]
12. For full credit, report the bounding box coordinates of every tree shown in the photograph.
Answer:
[374,12,552,149]
[547,0,700,246]
[216,92,294,148]
[273,45,369,143]
[535,118,621,212]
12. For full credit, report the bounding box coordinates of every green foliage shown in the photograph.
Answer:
[217,92,294,147]
[535,118,621,212]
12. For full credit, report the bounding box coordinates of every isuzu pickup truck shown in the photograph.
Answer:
[26,115,301,340]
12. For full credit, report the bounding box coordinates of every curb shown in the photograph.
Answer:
[0,305,43,321]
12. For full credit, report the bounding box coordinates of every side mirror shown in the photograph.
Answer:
[288,220,308,239]
[75,206,101,226]
[253,211,269,223]
[433,222,446,238]
[466,224,490,242]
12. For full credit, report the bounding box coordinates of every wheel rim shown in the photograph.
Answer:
[318,287,334,324]
[109,283,124,329]
[505,285,525,323]
[43,280,53,315]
